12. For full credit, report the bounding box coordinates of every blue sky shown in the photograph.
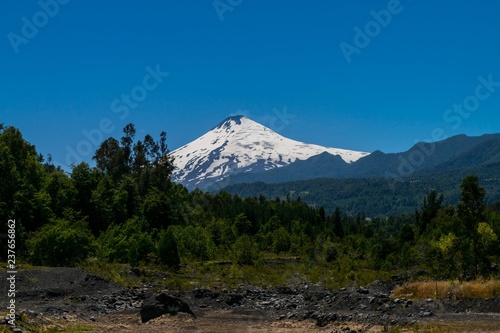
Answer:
[1,0,500,170]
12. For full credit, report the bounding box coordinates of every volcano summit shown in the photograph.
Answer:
[171,116,368,190]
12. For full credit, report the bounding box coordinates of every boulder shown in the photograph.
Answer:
[357,287,369,294]
[315,313,338,327]
[225,293,244,306]
[140,293,195,323]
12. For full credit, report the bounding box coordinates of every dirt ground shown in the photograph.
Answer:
[1,267,499,333]
[29,309,500,333]
[29,310,385,333]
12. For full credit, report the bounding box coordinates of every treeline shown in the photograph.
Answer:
[224,172,500,217]
[0,124,499,281]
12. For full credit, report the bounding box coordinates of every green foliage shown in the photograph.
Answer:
[322,239,339,263]
[416,190,443,235]
[331,207,344,238]
[28,218,95,266]
[0,125,51,232]
[272,226,291,253]
[233,213,253,236]
[143,187,172,229]
[170,225,217,261]
[456,176,487,279]
[232,235,259,265]
[96,217,153,264]
[157,227,181,269]
[2,124,499,287]
[45,169,77,216]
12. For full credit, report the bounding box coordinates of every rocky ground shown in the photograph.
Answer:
[1,267,499,332]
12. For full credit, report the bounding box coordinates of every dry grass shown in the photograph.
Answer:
[392,279,500,299]
[387,321,500,332]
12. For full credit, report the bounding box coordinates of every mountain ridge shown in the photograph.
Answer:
[222,133,500,186]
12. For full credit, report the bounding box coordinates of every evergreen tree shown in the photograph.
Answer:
[157,227,181,270]
[457,175,486,278]
[415,190,443,235]
[332,207,344,239]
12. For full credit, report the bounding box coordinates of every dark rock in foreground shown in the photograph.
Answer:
[140,293,196,323]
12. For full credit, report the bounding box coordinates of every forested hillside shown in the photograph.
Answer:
[224,173,500,217]
[1,123,499,283]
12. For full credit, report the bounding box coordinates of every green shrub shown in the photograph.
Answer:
[170,225,217,261]
[272,227,291,253]
[232,235,259,265]
[323,240,338,263]
[28,218,94,266]
[96,217,154,264]
[157,227,181,269]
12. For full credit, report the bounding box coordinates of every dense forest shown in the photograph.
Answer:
[224,174,500,217]
[1,123,499,283]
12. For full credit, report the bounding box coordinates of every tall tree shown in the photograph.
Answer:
[0,125,50,231]
[415,190,443,235]
[93,137,123,181]
[332,207,344,239]
[157,227,181,270]
[457,175,486,278]
[120,123,136,173]
[152,131,174,191]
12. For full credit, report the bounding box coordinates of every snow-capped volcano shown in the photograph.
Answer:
[171,115,369,190]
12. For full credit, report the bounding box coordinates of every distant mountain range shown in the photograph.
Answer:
[170,116,500,215]
[225,132,500,185]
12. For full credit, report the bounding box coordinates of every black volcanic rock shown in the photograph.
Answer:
[140,293,195,323]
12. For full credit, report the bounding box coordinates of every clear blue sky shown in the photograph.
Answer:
[1,0,500,170]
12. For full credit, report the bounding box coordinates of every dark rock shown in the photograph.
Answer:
[193,289,219,299]
[357,287,369,294]
[140,293,195,323]
[276,287,296,295]
[391,273,406,281]
[315,313,337,327]
[226,293,244,306]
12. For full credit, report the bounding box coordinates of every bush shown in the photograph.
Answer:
[170,225,217,261]
[157,227,181,269]
[323,240,338,263]
[28,218,94,266]
[272,227,291,253]
[232,235,259,265]
[96,217,154,264]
